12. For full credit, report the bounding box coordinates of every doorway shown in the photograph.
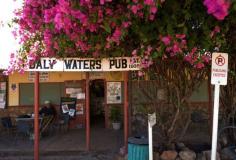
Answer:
[89,79,105,127]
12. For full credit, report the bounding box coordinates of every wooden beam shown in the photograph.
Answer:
[34,72,39,160]
[86,73,90,151]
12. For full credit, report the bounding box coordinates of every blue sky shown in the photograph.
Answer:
[0,0,22,69]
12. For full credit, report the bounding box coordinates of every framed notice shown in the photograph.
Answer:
[107,82,122,104]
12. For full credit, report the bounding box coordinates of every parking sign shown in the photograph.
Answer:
[211,52,228,85]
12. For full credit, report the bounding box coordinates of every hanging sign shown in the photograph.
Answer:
[28,72,49,82]
[27,57,141,72]
[211,52,228,85]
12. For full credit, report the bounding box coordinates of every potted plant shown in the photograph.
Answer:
[110,106,122,130]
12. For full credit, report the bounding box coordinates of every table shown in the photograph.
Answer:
[15,117,42,140]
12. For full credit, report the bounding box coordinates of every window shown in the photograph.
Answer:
[19,83,64,105]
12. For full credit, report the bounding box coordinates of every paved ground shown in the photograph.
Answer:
[0,126,124,160]
[0,151,117,160]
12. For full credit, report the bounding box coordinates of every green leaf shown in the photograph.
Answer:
[102,21,111,33]
[152,51,158,58]
[177,22,185,28]
[233,3,236,11]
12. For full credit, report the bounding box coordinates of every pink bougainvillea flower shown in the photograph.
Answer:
[190,47,198,55]
[100,0,105,5]
[214,25,220,33]
[105,8,113,16]
[132,49,137,56]
[111,27,122,44]
[195,62,205,69]
[184,55,192,64]
[149,14,155,20]
[105,42,111,49]
[201,54,211,63]
[150,6,158,14]
[138,71,144,76]
[210,25,221,37]
[203,0,230,20]
[144,0,154,5]
[166,47,172,52]
[175,34,186,39]
[131,5,139,14]
[172,42,182,54]
[161,36,171,46]
[122,21,131,28]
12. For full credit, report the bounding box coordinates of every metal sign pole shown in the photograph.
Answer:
[211,84,220,160]
[148,113,156,160]
[210,52,228,160]
[148,121,153,160]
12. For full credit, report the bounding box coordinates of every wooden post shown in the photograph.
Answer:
[86,73,90,151]
[124,71,129,153]
[34,72,39,160]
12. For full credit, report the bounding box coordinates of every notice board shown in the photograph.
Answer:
[60,97,77,117]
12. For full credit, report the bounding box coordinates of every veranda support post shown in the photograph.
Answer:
[86,72,90,151]
[124,71,129,152]
[34,72,40,160]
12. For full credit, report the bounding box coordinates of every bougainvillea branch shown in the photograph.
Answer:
[4,0,236,74]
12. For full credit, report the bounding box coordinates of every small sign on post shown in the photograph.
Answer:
[148,113,156,160]
[211,53,228,85]
[211,52,228,160]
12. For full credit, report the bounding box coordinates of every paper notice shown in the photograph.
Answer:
[62,104,69,113]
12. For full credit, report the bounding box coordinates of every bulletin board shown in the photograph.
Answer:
[60,97,77,117]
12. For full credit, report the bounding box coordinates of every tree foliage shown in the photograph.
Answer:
[5,0,236,74]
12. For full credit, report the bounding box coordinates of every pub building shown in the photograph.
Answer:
[1,57,209,153]
[4,57,140,151]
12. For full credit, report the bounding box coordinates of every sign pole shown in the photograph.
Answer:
[211,84,220,160]
[210,52,228,160]
[148,113,156,160]
[148,121,153,160]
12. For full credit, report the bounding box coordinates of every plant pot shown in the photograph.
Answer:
[112,122,121,130]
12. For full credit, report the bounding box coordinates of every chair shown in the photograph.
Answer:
[1,117,16,135]
[15,120,32,141]
[40,115,54,136]
[56,114,70,132]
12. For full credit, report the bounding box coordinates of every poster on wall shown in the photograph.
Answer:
[76,103,84,115]
[107,82,122,104]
